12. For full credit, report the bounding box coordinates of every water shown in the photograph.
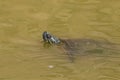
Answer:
[0,0,120,80]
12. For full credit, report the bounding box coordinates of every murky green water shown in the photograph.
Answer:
[0,0,120,80]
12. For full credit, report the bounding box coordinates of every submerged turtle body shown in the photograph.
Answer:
[61,39,102,54]
[61,39,120,62]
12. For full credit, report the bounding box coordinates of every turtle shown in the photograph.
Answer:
[42,31,120,62]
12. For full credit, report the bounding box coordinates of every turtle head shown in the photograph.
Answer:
[42,31,51,41]
[42,31,61,44]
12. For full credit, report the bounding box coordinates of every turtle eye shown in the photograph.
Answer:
[46,34,51,38]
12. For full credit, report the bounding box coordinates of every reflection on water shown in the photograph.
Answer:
[0,0,120,80]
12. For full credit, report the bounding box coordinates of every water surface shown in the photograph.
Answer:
[0,0,120,80]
